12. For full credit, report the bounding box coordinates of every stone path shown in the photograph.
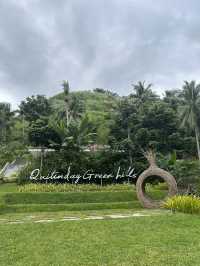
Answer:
[0,210,168,225]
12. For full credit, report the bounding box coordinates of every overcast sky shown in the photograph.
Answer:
[0,0,200,108]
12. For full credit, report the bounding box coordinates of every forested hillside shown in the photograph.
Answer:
[0,81,200,187]
[50,89,120,144]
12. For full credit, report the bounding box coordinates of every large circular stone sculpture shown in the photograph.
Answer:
[136,150,177,208]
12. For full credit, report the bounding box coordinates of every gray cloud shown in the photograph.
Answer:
[0,0,200,108]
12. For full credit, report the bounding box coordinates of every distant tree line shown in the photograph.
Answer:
[1,80,200,185]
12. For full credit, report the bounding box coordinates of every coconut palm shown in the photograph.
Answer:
[131,81,157,106]
[180,81,200,161]
[49,115,96,149]
[65,115,96,147]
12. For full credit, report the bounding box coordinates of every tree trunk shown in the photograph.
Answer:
[66,105,70,128]
[195,127,200,162]
[127,126,130,140]
[127,126,133,166]
[22,114,25,143]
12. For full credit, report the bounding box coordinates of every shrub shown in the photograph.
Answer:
[0,142,29,169]
[157,155,200,192]
[153,182,168,190]
[16,149,139,185]
[17,158,41,185]
[170,160,200,189]
[164,195,200,214]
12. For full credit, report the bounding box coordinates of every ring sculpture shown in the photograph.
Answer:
[136,150,178,208]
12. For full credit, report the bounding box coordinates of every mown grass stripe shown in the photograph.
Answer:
[3,191,137,205]
[0,201,141,214]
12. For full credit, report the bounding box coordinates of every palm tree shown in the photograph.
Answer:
[49,118,68,148]
[180,81,200,162]
[69,94,84,123]
[66,115,96,147]
[131,81,156,106]
[49,115,96,149]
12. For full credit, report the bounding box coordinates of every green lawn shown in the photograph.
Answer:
[3,191,137,204]
[0,183,199,265]
[0,186,142,214]
[0,183,18,193]
[0,212,199,266]
[0,183,168,214]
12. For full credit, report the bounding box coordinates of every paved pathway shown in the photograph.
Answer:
[0,210,168,225]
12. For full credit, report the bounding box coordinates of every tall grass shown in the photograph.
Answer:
[164,195,200,214]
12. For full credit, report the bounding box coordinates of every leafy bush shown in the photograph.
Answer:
[17,149,138,185]
[153,182,168,190]
[170,160,200,189]
[0,142,29,169]
[157,153,200,191]
[17,158,40,185]
[18,183,134,192]
[164,195,200,214]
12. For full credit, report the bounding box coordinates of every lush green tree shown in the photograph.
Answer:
[19,95,51,123]
[49,114,96,150]
[50,93,84,126]
[28,117,61,170]
[130,81,158,107]
[163,89,183,111]
[109,97,140,165]
[135,102,180,152]
[66,115,96,147]
[110,97,186,165]
[96,122,110,145]
[180,81,200,161]
[3,82,200,184]
[69,94,85,121]
[28,117,61,148]
[110,97,138,142]
[0,102,13,144]
[0,141,28,168]
[48,118,68,149]
[9,116,29,144]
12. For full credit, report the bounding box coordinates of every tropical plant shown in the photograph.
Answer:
[131,81,157,107]
[164,195,200,214]
[180,81,200,161]
[66,115,96,147]
[19,95,51,123]
[28,117,61,170]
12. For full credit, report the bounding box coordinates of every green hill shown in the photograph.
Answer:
[50,89,119,114]
[49,90,120,144]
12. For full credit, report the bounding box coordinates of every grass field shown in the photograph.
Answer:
[0,183,197,265]
[0,212,199,266]
[0,183,166,214]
